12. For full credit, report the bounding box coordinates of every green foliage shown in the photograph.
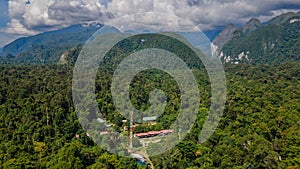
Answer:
[221,20,300,64]
[0,61,299,168]
[0,24,99,64]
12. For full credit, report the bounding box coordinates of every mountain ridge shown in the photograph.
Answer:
[1,12,300,65]
[0,23,102,63]
[218,12,300,64]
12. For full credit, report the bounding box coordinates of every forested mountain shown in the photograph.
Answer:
[0,22,102,64]
[268,12,300,25]
[212,24,240,55]
[218,12,300,64]
[1,12,299,65]
[0,26,221,65]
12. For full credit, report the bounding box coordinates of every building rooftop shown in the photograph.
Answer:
[142,116,157,121]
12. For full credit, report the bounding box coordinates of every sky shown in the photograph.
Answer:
[0,0,300,47]
[0,0,22,47]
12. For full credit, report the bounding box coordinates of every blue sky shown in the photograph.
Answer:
[0,0,300,47]
[0,0,9,29]
[0,0,22,47]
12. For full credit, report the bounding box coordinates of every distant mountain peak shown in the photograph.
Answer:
[0,24,102,63]
[243,18,262,34]
[267,12,300,25]
[219,12,300,65]
[212,23,240,56]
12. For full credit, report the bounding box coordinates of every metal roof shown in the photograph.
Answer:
[134,129,173,138]
[142,116,157,121]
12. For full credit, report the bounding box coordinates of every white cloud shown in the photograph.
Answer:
[5,0,111,35]
[107,0,300,31]
[106,12,200,32]
[47,0,109,25]
[3,19,38,35]
[3,0,300,36]
[106,0,207,31]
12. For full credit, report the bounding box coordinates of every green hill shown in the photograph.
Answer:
[219,12,300,64]
[0,23,102,64]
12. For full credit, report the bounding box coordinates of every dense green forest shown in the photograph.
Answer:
[0,26,299,169]
[1,60,299,168]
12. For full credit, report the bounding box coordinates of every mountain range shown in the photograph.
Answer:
[0,22,102,63]
[213,12,300,64]
[0,12,299,65]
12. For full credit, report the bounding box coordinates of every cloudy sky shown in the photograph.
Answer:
[0,0,300,47]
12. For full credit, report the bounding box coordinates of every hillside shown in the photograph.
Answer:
[0,23,102,64]
[0,22,221,65]
[268,12,300,25]
[218,12,300,64]
[1,12,299,65]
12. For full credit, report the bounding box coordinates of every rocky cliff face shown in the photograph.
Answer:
[211,18,263,57]
[212,24,240,57]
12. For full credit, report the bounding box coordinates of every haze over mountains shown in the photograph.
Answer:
[0,12,299,65]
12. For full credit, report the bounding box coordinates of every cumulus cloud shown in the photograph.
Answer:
[3,0,300,35]
[107,0,300,31]
[106,0,193,31]
[47,0,111,26]
[4,0,111,35]
[106,12,201,32]
[185,0,300,24]
[4,19,38,35]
